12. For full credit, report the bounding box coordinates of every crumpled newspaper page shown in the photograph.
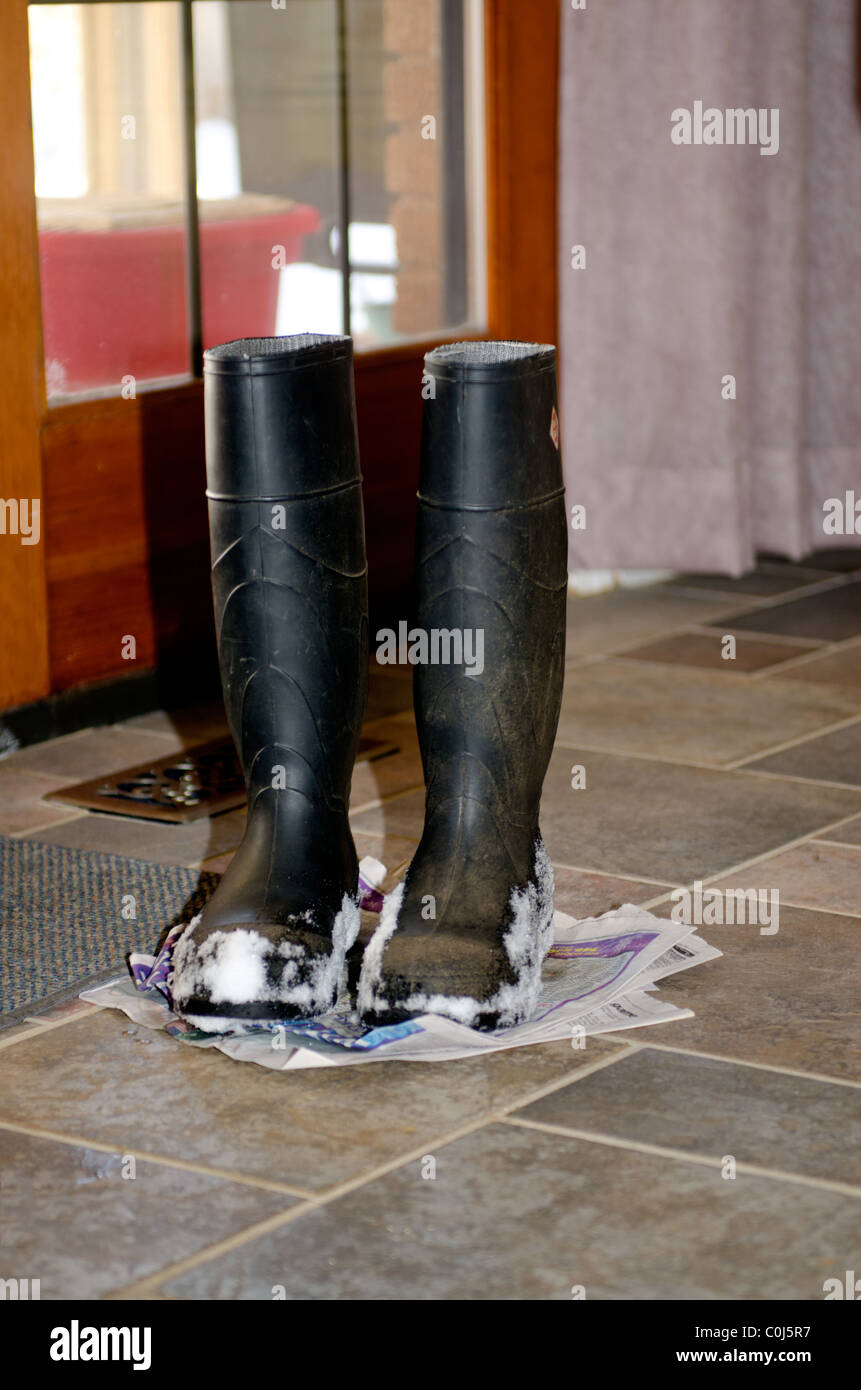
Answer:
[80,858,721,1068]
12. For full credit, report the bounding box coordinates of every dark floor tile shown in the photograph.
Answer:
[667,565,831,598]
[743,719,861,788]
[517,1049,861,1186]
[802,548,861,573]
[556,661,859,766]
[0,1128,292,1300]
[707,582,861,642]
[536,746,861,882]
[0,1011,624,1193]
[613,904,861,1082]
[161,1123,861,1300]
[620,631,814,674]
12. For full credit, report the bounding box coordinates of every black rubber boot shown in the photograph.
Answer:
[358,341,567,1031]
[173,334,368,1029]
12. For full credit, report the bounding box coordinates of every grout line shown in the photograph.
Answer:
[107,1050,645,1300]
[553,740,723,773]
[9,812,89,838]
[494,1042,643,1114]
[501,1115,861,1199]
[811,836,861,850]
[685,624,827,649]
[626,805,861,902]
[731,767,861,793]
[725,712,861,769]
[106,1111,500,1299]
[350,782,425,818]
[663,574,850,611]
[104,1201,320,1299]
[554,712,861,777]
[0,1007,98,1051]
[747,634,861,683]
[613,1041,861,1092]
[0,1116,317,1200]
[550,861,677,890]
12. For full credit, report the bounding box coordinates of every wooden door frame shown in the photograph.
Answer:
[0,0,558,711]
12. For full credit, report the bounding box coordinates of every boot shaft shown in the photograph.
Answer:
[203,335,368,812]
[415,341,567,830]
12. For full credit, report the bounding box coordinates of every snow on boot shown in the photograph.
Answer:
[358,341,567,1032]
[173,334,368,1029]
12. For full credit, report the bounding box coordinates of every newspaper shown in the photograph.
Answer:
[80,862,720,1069]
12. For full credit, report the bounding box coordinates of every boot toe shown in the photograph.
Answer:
[359,931,523,1032]
[173,899,359,1030]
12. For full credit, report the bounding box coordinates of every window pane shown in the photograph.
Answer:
[348,0,486,347]
[29,3,190,400]
[193,0,344,344]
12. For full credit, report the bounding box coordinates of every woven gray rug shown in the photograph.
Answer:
[0,836,217,1029]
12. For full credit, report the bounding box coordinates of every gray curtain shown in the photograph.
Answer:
[558,0,861,572]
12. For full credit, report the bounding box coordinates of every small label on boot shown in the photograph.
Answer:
[550,406,559,449]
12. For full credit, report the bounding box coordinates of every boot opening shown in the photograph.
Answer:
[205,334,351,365]
[428,339,556,378]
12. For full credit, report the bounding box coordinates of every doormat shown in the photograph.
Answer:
[42,733,397,823]
[0,836,217,1029]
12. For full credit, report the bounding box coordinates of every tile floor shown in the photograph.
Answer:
[2,562,861,1300]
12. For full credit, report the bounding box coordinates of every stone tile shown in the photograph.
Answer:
[17,808,248,867]
[119,703,229,746]
[350,787,427,841]
[706,842,861,917]
[0,1021,47,1048]
[743,718,861,788]
[0,1010,625,1192]
[707,581,861,642]
[2,727,187,781]
[614,904,861,1082]
[0,1127,292,1300]
[766,642,861,690]
[0,769,85,835]
[802,547,861,573]
[666,565,833,598]
[349,746,424,811]
[161,1122,861,1300]
[536,745,861,882]
[551,866,671,916]
[517,1049,861,1186]
[620,631,815,674]
[556,661,860,766]
[565,589,753,659]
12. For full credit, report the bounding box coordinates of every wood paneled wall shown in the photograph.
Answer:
[0,2,50,708]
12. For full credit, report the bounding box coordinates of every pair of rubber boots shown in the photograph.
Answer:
[173,334,567,1033]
